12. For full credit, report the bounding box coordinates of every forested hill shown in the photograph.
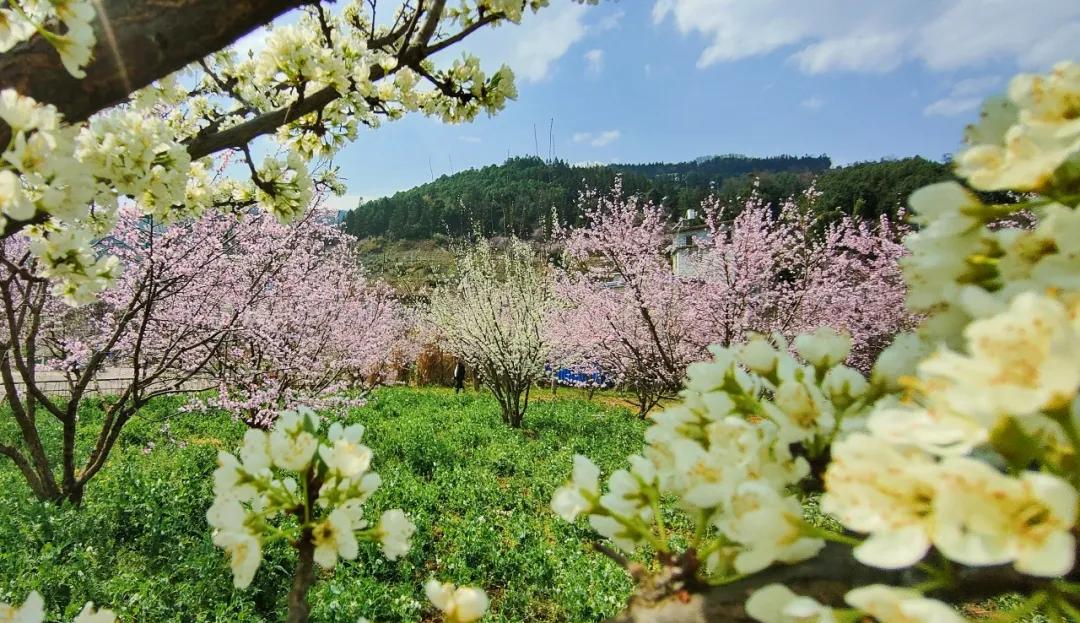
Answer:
[343,154,952,240]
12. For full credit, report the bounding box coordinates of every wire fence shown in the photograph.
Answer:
[3,371,216,398]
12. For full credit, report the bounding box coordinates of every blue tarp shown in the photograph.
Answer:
[545,364,613,388]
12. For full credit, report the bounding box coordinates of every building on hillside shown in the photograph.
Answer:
[311,209,350,228]
[671,209,709,277]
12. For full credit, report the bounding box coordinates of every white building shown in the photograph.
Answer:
[671,209,709,277]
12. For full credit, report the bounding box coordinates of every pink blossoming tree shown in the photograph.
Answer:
[691,190,910,369]
[206,223,416,428]
[549,183,909,416]
[550,183,702,416]
[0,206,413,502]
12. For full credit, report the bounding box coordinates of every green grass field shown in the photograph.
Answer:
[0,386,649,622]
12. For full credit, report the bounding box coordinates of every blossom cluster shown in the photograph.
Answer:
[208,407,415,588]
[552,328,870,577]
[553,61,1080,623]
[0,0,96,76]
[1,0,574,305]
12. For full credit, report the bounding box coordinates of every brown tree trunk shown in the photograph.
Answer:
[61,482,86,507]
[286,527,316,623]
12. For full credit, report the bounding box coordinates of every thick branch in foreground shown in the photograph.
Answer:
[606,543,1055,623]
[0,0,303,128]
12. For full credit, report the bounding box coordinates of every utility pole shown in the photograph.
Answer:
[549,118,554,162]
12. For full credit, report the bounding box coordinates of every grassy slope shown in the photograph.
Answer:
[0,387,647,623]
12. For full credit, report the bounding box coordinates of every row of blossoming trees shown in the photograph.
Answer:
[429,180,910,424]
[548,183,909,415]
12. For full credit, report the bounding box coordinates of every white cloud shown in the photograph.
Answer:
[801,96,825,110]
[584,49,605,75]
[454,2,589,83]
[592,130,621,147]
[653,0,1080,74]
[573,130,622,147]
[792,33,906,74]
[924,75,1001,116]
[595,9,625,32]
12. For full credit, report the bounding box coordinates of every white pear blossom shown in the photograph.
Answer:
[901,188,989,317]
[956,62,1080,192]
[919,292,1080,423]
[685,346,754,394]
[821,364,869,405]
[213,529,263,589]
[269,409,319,471]
[312,507,360,569]
[737,335,782,374]
[425,580,489,623]
[793,327,851,369]
[240,429,271,472]
[871,333,932,391]
[933,458,1077,576]
[213,451,258,501]
[767,376,835,444]
[745,585,835,623]
[207,496,264,588]
[867,403,987,456]
[822,434,940,569]
[845,585,965,623]
[376,509,416,561]
[551,454,600,521]
[319,423,372,478]
[717,483,824,574]
[0,591,44,623]
[599,466,654,523]
[0,592,116,623]
[587,514,642,553]
[210,406,411,596]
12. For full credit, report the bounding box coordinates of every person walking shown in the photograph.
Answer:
[453,358,467,394]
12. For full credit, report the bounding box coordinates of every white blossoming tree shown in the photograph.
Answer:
[206,406,494,623]
[551,62,1080,623]
[429,238,554,427]
[208,406,417,623]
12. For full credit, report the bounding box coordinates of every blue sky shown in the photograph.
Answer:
[323,0,1080,209]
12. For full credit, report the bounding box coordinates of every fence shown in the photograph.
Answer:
[3,368,216,398]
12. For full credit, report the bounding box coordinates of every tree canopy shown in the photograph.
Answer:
[343,155,958,240]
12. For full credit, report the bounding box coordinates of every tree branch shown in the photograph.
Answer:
[0,0,305,129]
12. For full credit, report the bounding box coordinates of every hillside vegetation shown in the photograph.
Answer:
[344,154,954,240]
